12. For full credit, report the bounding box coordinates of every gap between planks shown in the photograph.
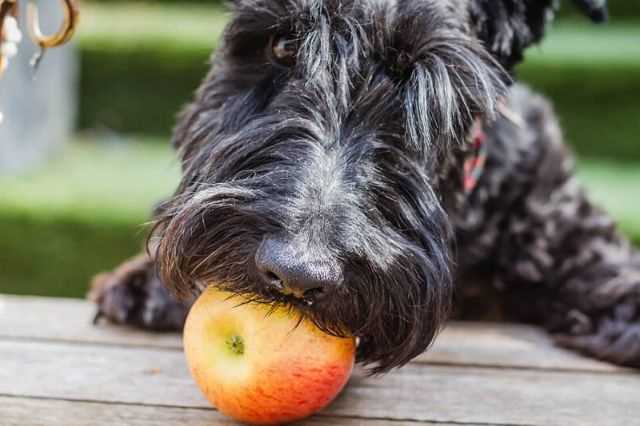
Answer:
[2,395,498,426]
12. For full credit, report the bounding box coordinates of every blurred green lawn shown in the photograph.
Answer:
[1,138,639,298]
[1,137,179,222]
[79,2,227,49]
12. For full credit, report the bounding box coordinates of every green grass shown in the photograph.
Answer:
[78,3,227,51]
[578,160,640,241]
[525,22,640,66]
[0,135,180,222]
[0,137,639,298]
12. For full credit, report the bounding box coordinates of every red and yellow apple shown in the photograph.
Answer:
[183,287,356,424]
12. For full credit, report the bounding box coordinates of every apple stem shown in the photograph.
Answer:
[226,335,245,355]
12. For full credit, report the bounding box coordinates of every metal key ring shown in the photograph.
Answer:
[27,0,79,49]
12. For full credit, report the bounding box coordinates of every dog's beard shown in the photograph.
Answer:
[152,173,453,373]
[153,2,510,373]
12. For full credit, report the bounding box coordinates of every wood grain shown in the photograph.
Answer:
[0,295,180,349]
[416,322,621,372]
[1,339,638,426]
[0,295,618,372]
[1,396,462,426]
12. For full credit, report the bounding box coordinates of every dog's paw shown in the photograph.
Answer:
[89,255,188,331]
[554,305,640,368]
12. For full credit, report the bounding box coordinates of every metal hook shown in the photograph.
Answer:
[27,0,79,50]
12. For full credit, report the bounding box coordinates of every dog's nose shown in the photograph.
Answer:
[255,237,342,299]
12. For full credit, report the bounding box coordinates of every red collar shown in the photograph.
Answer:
[463,117,488,194]
[463,103,524,194]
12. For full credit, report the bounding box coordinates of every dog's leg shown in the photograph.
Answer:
[472,87,640,368]
[89,254,189,331]
[498,176,640,368]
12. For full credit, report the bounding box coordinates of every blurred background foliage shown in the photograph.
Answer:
[1,0,638,298]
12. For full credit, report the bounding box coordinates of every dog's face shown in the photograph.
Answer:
[154,0,607,373]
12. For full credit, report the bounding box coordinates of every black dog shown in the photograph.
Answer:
[91,0,640,374]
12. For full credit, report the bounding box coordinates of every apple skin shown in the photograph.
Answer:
[183,287,356,424]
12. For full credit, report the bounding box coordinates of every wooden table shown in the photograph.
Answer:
[1,295,638,425]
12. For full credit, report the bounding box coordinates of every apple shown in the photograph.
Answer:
[183,287,356,424]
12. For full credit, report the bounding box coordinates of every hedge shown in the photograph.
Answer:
[78,44,211,136]
[79,47,640,161]
[77,15,640,161]
[0,211,144,298]
[519,63,640,162]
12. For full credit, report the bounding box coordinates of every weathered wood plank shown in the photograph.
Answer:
[1,396,460,426]
[0,295,179,349]
[416,322,621,372]
[0,295,618,372]
[1,340,638,426]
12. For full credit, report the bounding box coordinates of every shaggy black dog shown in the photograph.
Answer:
[91,0,640,374]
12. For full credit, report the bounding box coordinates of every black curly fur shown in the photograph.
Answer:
[90,0,640,374]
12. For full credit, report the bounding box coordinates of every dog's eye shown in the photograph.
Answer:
[269,35,297,67]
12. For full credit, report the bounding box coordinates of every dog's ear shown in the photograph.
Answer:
[469,0,608,69]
